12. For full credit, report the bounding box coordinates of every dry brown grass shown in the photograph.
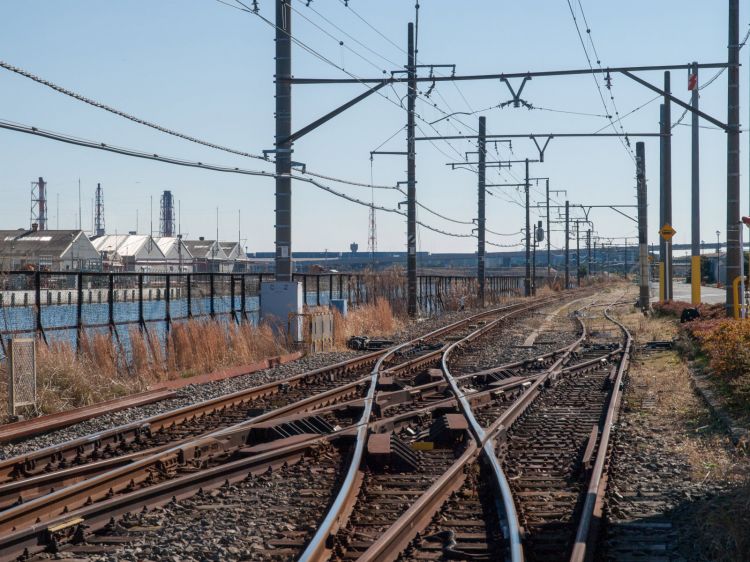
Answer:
[331,297,401,348]
[1,319,288,419]
[623,305,750,560]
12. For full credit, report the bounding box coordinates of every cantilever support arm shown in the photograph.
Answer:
[531,135,553,162]
[607,206,638,223]
[279,81,390,145]
[620,70,729,131]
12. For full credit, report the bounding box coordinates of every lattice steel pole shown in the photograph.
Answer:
[726,0,741,315]
[274,0,293,281]
[477,116,486,306]
[407,22,418,316]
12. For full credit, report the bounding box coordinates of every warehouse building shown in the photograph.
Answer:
[92,234,167,272]
[0,228,101,271]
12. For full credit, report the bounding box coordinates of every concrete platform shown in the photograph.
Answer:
[650,281,725,304]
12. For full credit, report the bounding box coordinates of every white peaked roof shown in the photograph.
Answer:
[91,234,126,253]
[155,237,193,260]
[91,234,165,260]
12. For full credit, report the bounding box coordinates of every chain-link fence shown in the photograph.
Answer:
[7,338,36,416]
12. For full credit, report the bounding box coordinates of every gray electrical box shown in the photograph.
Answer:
[260,281,304,341]
[330,298,348,317]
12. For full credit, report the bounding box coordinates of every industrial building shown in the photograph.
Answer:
[155,237,194,273]
[182,238,228,272]
[92,234,168,272]
[0,228,101,271]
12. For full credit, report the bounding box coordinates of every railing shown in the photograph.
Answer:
[0,270,533,355]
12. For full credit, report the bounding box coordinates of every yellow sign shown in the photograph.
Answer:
[659,223,676,241]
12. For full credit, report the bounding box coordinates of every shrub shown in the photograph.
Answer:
[653,300,724,320]
[684,318,750,410]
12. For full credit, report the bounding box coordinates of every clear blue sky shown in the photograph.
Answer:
[0,1,747,255]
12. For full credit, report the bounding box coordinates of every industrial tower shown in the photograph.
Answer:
[30,177,47,230]
[160,190,175,237]
[94,183,105,237]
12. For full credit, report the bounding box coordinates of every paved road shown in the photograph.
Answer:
[650,281,725,304]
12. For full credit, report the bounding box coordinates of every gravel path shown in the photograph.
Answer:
[602,304,750,561]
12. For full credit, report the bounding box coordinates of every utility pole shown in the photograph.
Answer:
[546,179,551,277]
[576,221,581,287]
[565,200,570,289]
[524,158,531,296]
[691,62,701,304]
[477,116,486,306]
[407,22,418,316]
[659,103,666,301]
[664,71,673,301]
[637,143,649,309]
[587,229,592,278]
[275,0,293,281]
[726,0,741,315]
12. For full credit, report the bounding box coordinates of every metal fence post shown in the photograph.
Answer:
[303,275,308,306]
[187,273,192,318]
[138,273,145,330]
[316,275,321,306]
[338,274,343,299]
[165,274,171,332]
[230,275,238,324]
[329,273,333,303]
[76,272,83,351]
[210,272,215,319]
[240,274,247,323]
[34,271,45,343]
[108,273,115,336]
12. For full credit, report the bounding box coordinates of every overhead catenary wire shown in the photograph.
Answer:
[0,117,487,240]
[296,0,401,70]
[225,0,481,188]
[564,0,635,162]
[0,58,403,192]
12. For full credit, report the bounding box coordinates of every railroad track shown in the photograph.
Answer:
[299,295,597,562]
[0,294,575,561]
[309,293,632,562]
[0,299,547,515]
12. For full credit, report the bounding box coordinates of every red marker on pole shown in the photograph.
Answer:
[688,72,698,91]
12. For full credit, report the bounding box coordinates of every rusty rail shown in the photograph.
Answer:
[0,298,553,560]
[298,294,571,562]
[569,306,632,562]
[356,297,591,562]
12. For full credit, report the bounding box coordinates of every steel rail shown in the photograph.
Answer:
[481,296,628,561]
[569,307,633,562]
[0,349,384,484]
[1,298,541,486]
[0,372,374,534]
[0,299,550,559]
[298,294,575,562]
[356,297,592,562]
[0,374,372,511]
[0,434,321,562]
[0,371,546,562]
